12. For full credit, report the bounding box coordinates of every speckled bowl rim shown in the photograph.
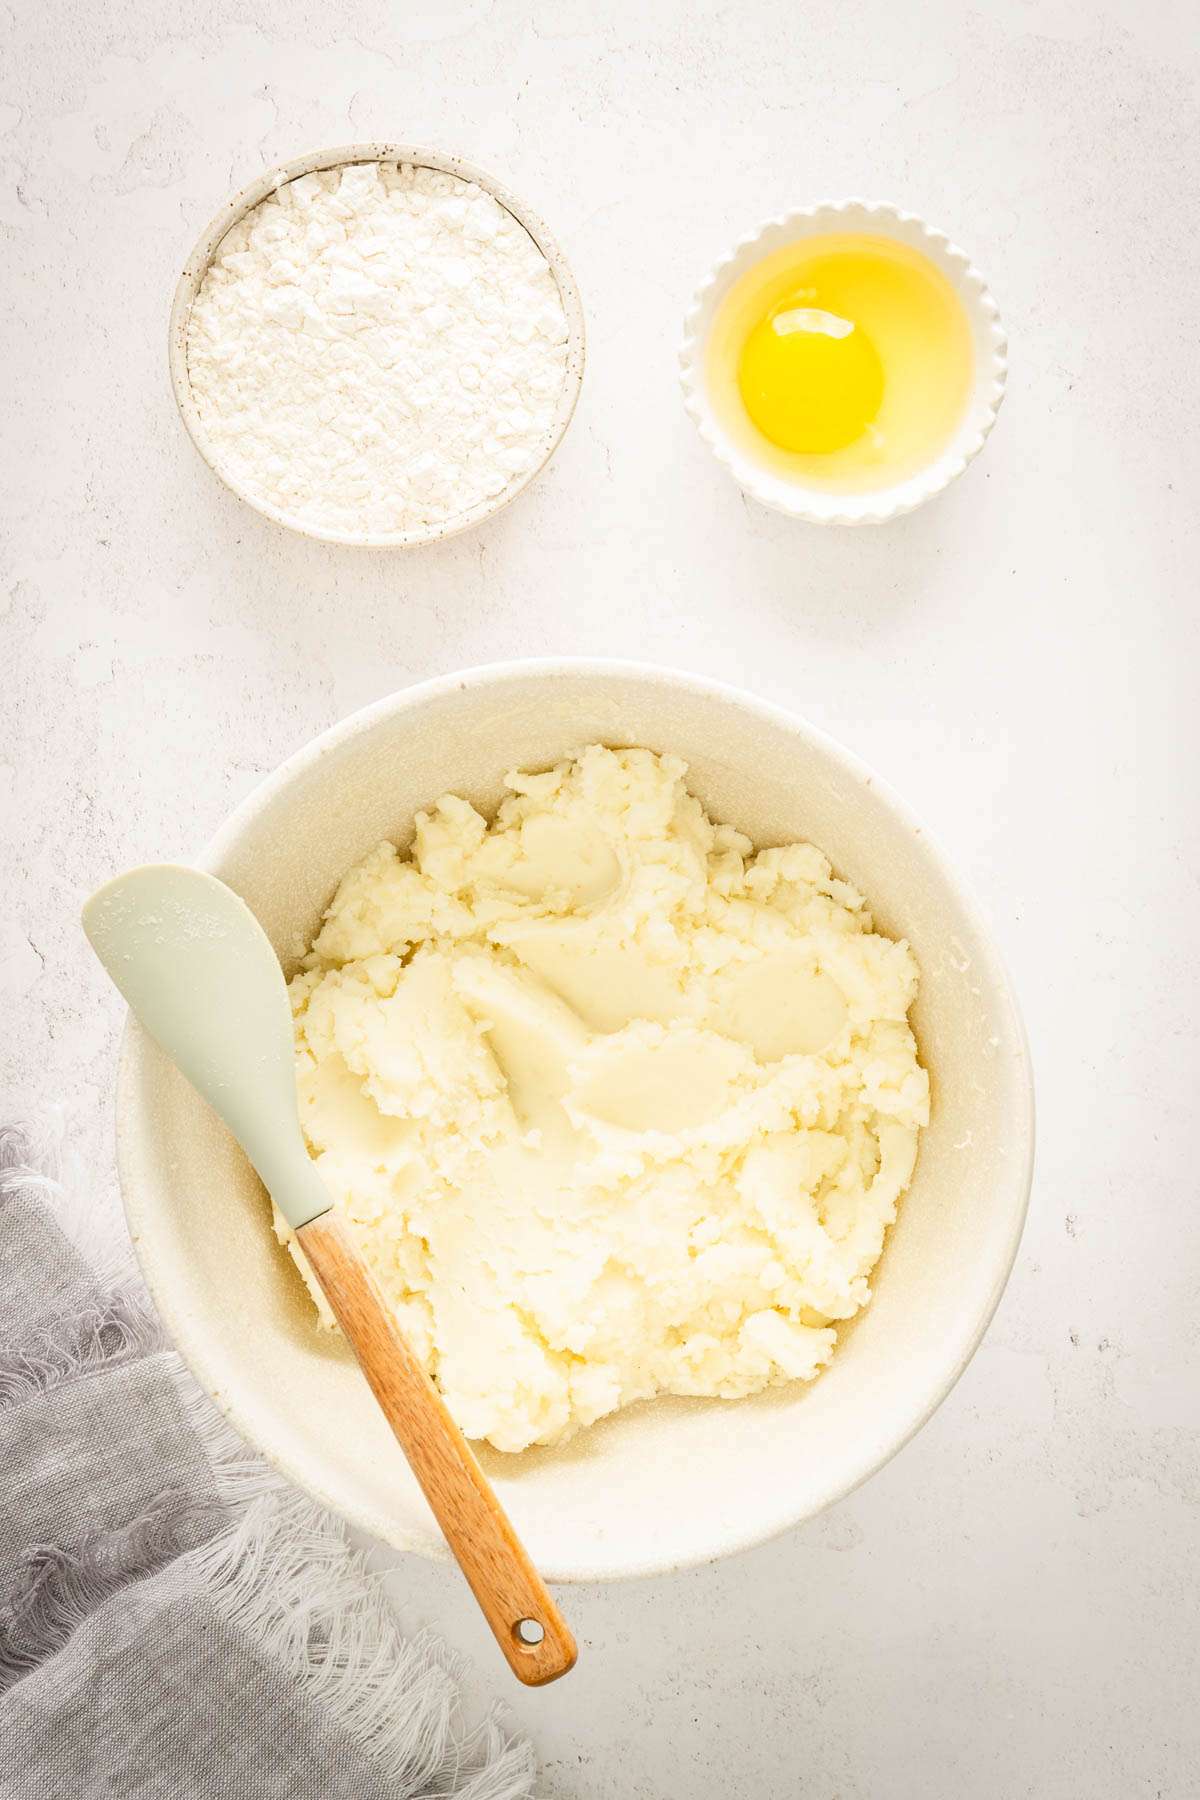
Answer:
[115,657,1036,1583]
[168,144,586,548]
[679,200,1007,525]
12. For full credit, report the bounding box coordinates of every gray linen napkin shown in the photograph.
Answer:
[0,1124,536,1800]
[0,1123,123,1339]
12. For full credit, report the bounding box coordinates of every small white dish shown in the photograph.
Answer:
[679,201,1007,525]
[115,660,1034,1583]
[169,144,586,549]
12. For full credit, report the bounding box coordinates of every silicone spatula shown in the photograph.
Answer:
[82,863,577,1686]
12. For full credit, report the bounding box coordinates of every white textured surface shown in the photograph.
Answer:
[3,1,1197,1794]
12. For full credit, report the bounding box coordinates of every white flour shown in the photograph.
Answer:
[185,162,571,537]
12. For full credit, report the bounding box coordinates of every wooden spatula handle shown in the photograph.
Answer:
[295,1210,577,1685]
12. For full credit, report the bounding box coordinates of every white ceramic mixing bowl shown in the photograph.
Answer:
[116,661,1033,1582]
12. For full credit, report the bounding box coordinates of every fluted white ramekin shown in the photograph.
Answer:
[679,201,1007,525]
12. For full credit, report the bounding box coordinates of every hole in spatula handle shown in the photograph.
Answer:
[513,1617,546,1648]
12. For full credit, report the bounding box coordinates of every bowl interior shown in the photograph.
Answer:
[118,665,1031,1581]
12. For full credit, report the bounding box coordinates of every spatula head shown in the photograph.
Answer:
[83,864,330,1229]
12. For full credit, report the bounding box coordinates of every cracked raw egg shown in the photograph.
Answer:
[739,301,885,454]
[708,233,974,491]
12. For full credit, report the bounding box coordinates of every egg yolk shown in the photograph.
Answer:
[738,299,885,455]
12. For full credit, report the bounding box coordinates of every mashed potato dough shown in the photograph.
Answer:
[282,746,929,1452]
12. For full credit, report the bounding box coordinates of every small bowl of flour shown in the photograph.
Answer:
[170,145,585,546]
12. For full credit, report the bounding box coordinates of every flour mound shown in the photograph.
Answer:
[186,161,569,536]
